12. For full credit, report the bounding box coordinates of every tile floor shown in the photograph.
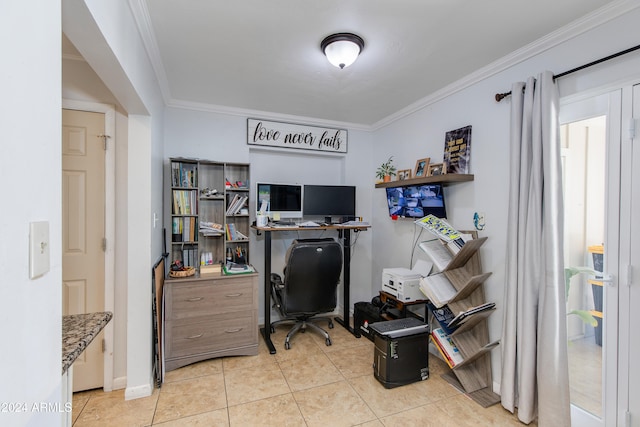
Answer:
[72,323,533,426]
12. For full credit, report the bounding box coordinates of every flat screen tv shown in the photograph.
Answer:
[385,184,446,219]
[303,185,356,219]
[256,182,303,219]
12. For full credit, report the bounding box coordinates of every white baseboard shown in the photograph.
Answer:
[124,383,153,400]
[112,376,127,390]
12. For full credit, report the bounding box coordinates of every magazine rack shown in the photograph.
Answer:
[428,231,500,407]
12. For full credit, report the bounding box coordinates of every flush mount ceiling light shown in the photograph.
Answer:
[321,33,365,69]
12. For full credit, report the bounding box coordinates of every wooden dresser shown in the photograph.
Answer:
[164,272,259,371]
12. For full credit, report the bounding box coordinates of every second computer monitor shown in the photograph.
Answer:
[303,185,356,222]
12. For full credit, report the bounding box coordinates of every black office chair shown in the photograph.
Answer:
[270,238,343,350]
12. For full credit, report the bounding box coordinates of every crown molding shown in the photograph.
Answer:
[129,0,172,105]
[371,0,639,130]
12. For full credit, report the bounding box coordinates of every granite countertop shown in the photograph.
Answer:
[62,311,113,374]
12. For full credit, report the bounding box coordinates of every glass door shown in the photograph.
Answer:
[560,90,622,427]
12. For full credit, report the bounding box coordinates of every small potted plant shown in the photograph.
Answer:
[376,156,397,182]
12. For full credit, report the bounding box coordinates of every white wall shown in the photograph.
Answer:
[371,4,640,389]
[163,107,375,321]
[0,1,63,426]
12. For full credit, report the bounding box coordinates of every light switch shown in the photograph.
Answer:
[29,221,50,279]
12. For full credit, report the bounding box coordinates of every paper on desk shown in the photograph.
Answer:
[411,259,433,277]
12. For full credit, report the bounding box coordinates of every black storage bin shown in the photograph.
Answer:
[354,302,382,341]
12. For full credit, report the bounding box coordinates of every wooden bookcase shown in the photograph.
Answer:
[430,232,500,407]
[168,158,251,270]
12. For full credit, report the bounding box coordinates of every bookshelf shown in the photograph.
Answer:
[168,158,251,270]
[424,231,500,408]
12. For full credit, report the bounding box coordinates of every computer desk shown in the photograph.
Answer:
[251,223,370,354]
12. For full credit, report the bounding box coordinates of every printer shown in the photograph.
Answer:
[381,267,425,302]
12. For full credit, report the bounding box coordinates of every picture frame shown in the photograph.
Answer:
[428,163,446,176]
[397,169,412,181]
[414,158,430,178]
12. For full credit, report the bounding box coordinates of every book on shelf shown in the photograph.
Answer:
[199,221,223,236]
[431,328,464,368]
[443,125,472,175]
[419,273,457,308]
[447,302,496,329]
[226,195,248,215]
[419,239,453,272]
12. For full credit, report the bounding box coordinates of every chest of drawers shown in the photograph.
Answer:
[164,272,258,371]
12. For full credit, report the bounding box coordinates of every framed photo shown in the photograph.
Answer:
[414,158,430,178]
[397,169,412,181]
[428,163,446,176]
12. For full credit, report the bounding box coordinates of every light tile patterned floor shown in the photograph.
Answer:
[72,323,533,426]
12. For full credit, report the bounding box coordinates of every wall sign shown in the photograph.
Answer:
[247,119,347,153]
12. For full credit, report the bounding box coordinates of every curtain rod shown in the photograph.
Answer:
[494,43,640,102]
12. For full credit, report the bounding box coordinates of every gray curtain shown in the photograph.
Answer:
[500,71,571,426]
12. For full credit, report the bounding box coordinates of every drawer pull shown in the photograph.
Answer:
[186,297,204,302]
[186,334,203,339]
[225,328,243,334]
[225,293,243,298]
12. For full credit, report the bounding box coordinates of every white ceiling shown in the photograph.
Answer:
[128,1,615,127]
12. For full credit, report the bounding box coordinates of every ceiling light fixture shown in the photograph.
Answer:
[321,33,365,69]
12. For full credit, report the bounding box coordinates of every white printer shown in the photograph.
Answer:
[382,267,425,302]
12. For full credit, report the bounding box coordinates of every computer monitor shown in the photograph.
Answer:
[256,182,303,219]
[385,184,446,219]
[303,185,356,220]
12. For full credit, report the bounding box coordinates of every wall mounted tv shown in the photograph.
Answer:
[256,182,303,219]
[303,185,356,219]
[385,184,447,219]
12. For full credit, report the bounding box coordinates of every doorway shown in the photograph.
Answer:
[61,101,116,392]
[560,90,622,427]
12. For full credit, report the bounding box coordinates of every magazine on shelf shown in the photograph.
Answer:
[447,302,496,329]
[431,328,464,368]
[427,302,458,335]
[414,215,466,248]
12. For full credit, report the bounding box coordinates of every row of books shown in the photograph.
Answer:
[226,194,248,215]
[171,162,197,188]
[171,217,198,243]
[225,223,248,241]
[172,190,198,215]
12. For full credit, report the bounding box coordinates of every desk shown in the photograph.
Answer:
[252,224,370,353]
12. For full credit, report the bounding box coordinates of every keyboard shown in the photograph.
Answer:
[298,221,321,227]
[340,220,370,227]
[369,317,429,338]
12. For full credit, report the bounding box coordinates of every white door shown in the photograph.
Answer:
[623,83,640,426]
[560,89,622,427]
[62,109,106,391]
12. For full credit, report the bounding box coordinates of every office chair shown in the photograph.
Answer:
[270,238,343,350]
